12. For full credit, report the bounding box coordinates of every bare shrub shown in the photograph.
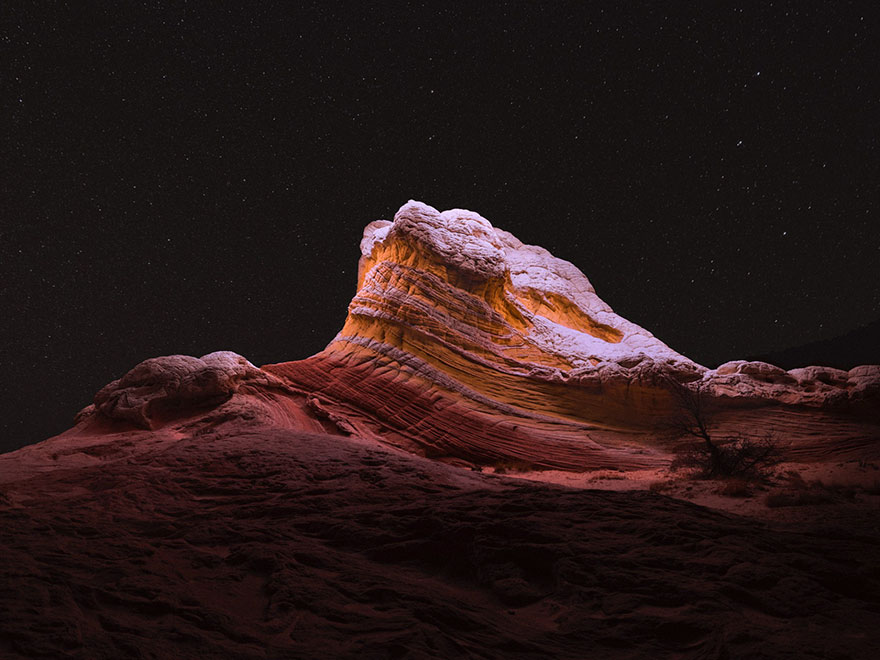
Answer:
[663,376,784,481]
[671,433,784,480]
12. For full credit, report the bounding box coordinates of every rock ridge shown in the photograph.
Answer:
[69,201,879,470]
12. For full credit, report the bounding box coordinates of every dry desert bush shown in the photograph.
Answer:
[663,376,785,480]
[671,433,785,481]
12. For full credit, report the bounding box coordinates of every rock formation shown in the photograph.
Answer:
[3,201,879,660]
[66,201,880,470]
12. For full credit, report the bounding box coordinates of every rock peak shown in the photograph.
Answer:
[67,201,879,472]
[358,200,695,373]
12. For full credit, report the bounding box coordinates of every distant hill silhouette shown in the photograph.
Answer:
[749,318,880,370]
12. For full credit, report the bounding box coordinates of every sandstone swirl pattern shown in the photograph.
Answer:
[73,201,880,469]
[264,201,702,470]
[261,201,879,468]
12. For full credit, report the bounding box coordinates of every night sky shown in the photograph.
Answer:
[3,2,879,452]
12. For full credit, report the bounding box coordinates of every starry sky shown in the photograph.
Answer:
[2,2,879,451]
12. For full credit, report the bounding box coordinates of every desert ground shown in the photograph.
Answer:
[1,423,878,659]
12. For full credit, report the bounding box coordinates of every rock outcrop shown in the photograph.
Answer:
[85,352,266,429]
[73,201,880,469]
[706,360,880,407]
[5,201,879,660]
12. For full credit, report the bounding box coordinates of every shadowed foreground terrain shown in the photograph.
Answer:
[2,426,878,659]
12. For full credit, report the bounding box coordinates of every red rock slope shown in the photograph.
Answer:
[262,201,880,467]
[2,425,879,659]
[2,201,880,659]
[62,200,880,470]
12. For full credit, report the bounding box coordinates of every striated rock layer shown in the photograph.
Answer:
[261,201,880,467]
[70,201,880,470]
[5,200,879,660]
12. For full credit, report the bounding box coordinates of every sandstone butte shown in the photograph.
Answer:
[23,199,877,474]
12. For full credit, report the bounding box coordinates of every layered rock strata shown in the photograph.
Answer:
[72,201,880,469]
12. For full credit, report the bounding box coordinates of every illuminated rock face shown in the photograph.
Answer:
[353,201,696,371]
[260,201,879,467]
[261,201,710,470]
[706,361,880,407]
[74,201,880,469]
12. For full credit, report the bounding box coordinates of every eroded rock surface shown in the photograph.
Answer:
[705,360,880,407]
[263,201,880,467]
[1,427,879,660]
[2,200,880,659]
[62,201,880,469]
[86,352,272,429]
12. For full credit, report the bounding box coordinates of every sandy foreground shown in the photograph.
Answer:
[1,425,879,659]
[505,459,880,524]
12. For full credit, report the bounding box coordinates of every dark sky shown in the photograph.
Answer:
[3,2,879,452]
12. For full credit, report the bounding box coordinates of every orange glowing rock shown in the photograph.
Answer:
[72,201,880,469]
